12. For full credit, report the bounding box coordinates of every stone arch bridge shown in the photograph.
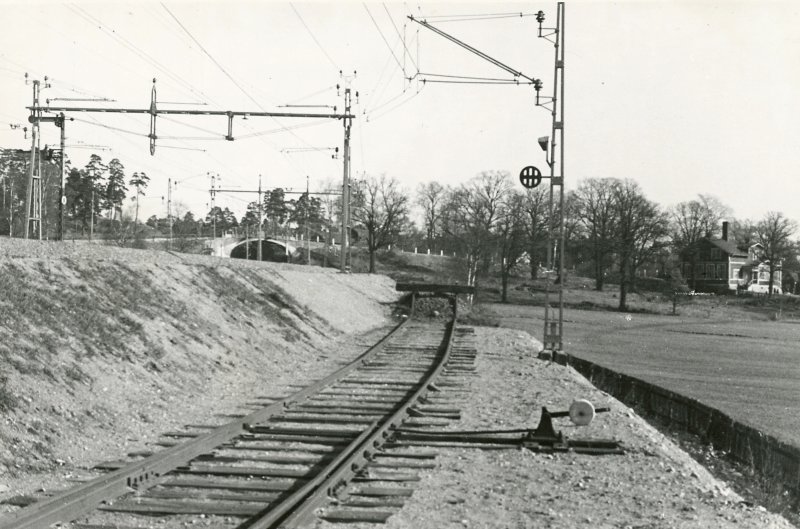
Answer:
[205,236,298,261]
[205,235,333,261]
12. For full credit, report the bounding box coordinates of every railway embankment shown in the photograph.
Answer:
[0,239,399,498]
[0,239,795,528]
[560,353,800,517]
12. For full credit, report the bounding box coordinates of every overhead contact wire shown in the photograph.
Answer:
[382,4,418,72]
[290,3,340,73]
[364,4,404,72]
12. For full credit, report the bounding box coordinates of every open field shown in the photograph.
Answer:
[479,302,800,449]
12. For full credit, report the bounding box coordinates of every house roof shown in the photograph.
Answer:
[709,238,748,257]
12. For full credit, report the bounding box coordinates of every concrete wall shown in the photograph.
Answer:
[555,353,800,497]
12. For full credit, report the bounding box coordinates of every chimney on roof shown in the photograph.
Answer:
[722,221,729,241]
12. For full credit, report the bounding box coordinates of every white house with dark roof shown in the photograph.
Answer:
[679,222,782,294]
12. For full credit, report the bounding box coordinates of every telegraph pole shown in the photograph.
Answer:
[89,187,95,241]
[209,172,218,244]
[245,222,250,260]
[306,175,311,265]
[339,84,353,273]
[167,177,173,250]
[56,113,67,241]
[257,174,263,262]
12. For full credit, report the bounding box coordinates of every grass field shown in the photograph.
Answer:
[479,302,800,448]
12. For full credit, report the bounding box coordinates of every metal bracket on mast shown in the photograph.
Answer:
[149,79,157,155]
[226,112,234,141]
[538,3,566,354]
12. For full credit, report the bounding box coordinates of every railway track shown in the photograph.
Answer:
[1,295,477,529]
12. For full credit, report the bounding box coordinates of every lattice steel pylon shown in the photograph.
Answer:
[24,75,48,240]
[537,3,566,352]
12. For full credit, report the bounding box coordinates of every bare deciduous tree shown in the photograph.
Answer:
[521,186,549,279]
[570,178,618,290]
[731,218,757,249]
[614,180,668,311]
[441,171,510,297]
[497,191,527,302]
[755,211,798,296]
[415,181,447,252]
[351,174,410,273]
[670,194,731,249]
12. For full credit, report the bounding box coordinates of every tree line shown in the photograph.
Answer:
[2,149,797,305]
[339,171,799,310]
[0,150,150,238]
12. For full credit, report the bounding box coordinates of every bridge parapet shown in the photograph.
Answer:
[395,283,475,295]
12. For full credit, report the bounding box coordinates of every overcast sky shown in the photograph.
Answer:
[1,1,798,228]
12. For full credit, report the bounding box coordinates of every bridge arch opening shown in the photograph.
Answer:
[230,239,292,262]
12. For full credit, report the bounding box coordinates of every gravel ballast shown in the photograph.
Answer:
[322,327,794,529]
[0,239,793,528]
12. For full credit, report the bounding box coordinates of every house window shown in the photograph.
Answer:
[706,264,716,279]
[695,263,704,277]
[731,267,739,280]
[716,264,726,279]
[710,248,720,260]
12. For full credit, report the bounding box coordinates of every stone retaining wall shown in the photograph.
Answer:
[555,352,800,497]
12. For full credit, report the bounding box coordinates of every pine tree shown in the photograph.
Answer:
[129,171,150,224]
[83,154,107,229]
[105,158,127,220]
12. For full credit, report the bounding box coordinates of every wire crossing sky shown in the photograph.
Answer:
[1,1,798,227]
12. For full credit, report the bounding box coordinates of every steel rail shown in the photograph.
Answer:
[239,422,379,529]
[0,300,416,529]
[270,298,459,529]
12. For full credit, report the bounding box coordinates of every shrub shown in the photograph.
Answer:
[664,268,691,315]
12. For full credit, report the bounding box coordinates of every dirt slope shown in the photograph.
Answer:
[0,240,399,498]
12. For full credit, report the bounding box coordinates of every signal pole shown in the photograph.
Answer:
[257,174,263,262]
[167,177,173,250]
[209,172,218,243]
[306,175,311,265]
[537,3,566,353]
[56,113,67,241]
[408,10,562,352]
[89,187,95,241]
[339,83,353,273]
[24,75,48,240]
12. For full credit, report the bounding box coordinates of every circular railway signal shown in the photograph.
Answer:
[519,166,542,189]
[569,399,596,426]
